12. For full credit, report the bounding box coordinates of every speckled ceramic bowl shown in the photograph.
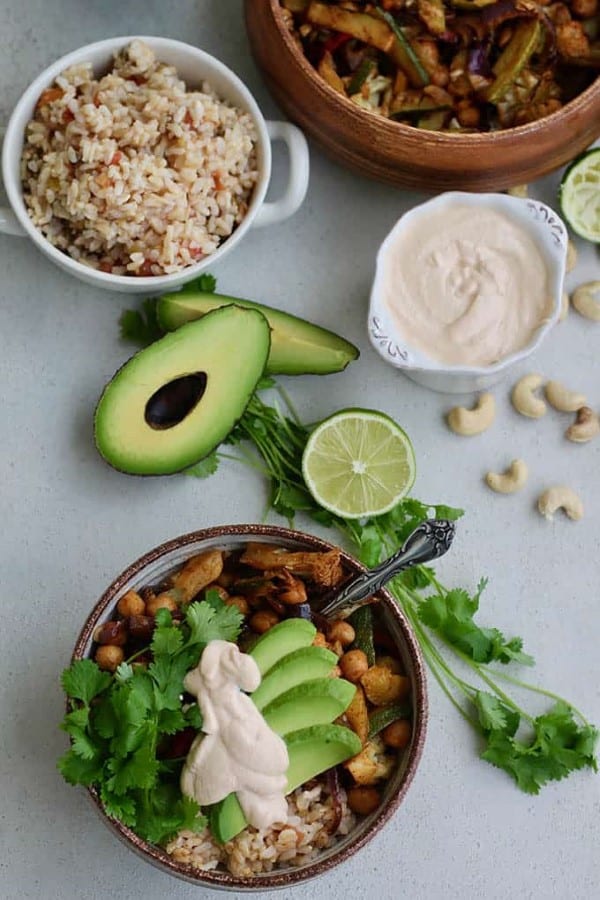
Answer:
[70,524,428,891]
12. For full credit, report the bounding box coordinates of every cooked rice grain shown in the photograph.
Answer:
[165,781,356,877]
[21,40,258,275]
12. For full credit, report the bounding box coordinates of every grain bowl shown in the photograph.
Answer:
[65,524,427,891]
[245,0,600,191]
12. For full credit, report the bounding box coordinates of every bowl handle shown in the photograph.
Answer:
[0,127,27,237]
[253,121,309,228]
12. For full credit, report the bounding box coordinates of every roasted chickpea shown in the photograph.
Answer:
[347,786,381,816]
[249,609,279,634]
[95,644,124,672]
[382,719,412,750]
[339,649,369,683]
[146,592,178,616]
[225,595,250,616]
[327,620,355,647]
[313,631,328,648]
[456,102,480,129]
[572,0,597,15]
[117,590,145,618]
[93,619,128,646]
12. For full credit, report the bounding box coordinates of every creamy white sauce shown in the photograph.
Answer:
[181,640,289,829]
[382,204,553,367]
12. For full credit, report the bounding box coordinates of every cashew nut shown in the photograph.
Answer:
[572,281,600,322]
[447,393,496,436]
[544,380,587,412]
[566,239,578,274]
[507,184,528,198]
[559,291,569,322]
[537,486,584,521]
[566,406,600,443]
[511,374,547,418]
[485,459,528,494]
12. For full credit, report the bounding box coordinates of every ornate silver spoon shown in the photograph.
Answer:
[318,519,456,620]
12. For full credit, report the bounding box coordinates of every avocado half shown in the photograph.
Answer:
[156,289,359,376]
[94,305,271,475]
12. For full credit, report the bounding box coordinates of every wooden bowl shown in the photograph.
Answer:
[71,524,428,891]
[245,0,600,192]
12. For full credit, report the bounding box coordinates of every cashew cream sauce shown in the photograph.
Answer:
[382,204,554,367]
[181,640,289,830]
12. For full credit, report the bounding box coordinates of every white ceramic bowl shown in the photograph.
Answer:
[0,36,309,294]
[368,192,568,394]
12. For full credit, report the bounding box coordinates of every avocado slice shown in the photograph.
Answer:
[209,724,362,843]
[263,677,356,736]
[285,724,362,793]
[248,618,317,677]
[156,289,359,376]
[251,646,338,711]
[94,306,270,475]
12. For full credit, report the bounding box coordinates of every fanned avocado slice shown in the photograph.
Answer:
[262,677,356,736]
[248,618,317,676]
[94,305,270,475]
[251,646,338,711]
[156,289,359,376]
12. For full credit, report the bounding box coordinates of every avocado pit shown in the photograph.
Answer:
[145,373,207,430]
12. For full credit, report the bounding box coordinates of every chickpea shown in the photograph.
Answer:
[330,640,344,658]
[249,609,279,634]
[95,644,124,672]
[339,649,369,683]
[225,595,250,616]
[456,102,480,129]
[571,0,597,16]
[93,619,128,646]
[146,592,178,616]
[327,620,356,647]
[347,786,381,816]
[430,67,450,89]
[382,719,412,750]
[117,590,145,618]
[313,631,328,648]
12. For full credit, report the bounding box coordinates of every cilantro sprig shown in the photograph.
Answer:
[113,279,598,795]
[59,593,243,843]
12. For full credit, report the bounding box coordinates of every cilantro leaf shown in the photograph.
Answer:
[474,692,519,736]
[180,273,217,294]
[119,298,163,347]
[58,748,104,786]
[151,612,184,657]
[185,598,243,647]
[61,707,90,733]
[107,739,160,795]
[100,786,138,827]
[61,660,112,705]
[185,451,220,479]
[183,704,203,730]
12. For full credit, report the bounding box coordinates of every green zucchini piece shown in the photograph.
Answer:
[375,5,430,88]
[348,58,376,95]
[485,20,542,104]
[417,110,449,130]
[368,702,412,739]
[349,606,376,666]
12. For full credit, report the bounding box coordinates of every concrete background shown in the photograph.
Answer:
[0,2,598,898]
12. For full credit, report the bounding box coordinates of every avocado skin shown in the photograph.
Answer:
[156,290,360,376]
[210,724,362,844]
[94,306,270,476]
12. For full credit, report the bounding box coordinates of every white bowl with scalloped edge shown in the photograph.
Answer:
[367,192,568,395]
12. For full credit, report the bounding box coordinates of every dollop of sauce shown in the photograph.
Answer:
[181,640,289,830]
[382,204,554,367]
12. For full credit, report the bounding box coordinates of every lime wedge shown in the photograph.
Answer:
[302,409,416,519]
[559,148,600,243]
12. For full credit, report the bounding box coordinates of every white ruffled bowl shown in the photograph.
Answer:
[368,192,568,395]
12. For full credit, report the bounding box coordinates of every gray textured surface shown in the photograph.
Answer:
[0,3,599,899]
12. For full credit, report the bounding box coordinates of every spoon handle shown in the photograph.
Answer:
[319,519,456,620]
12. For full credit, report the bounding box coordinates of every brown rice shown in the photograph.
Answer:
[165,780,356,877]
[21,40,258,275]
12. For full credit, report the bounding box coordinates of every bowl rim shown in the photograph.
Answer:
[262,0,600,143]
[70,523,428,891]
[3,35,271,289]
[368,191,567,377]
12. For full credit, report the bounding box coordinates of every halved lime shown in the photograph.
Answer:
[302,409,416,519]
[559,148,600,243]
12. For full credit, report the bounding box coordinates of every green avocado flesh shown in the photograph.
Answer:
[251,646,338,711]
[262,677,356,736]
[94,306,270,475]
[209,724,362,844]
[248,618,317,676]
[156,290,359,376]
